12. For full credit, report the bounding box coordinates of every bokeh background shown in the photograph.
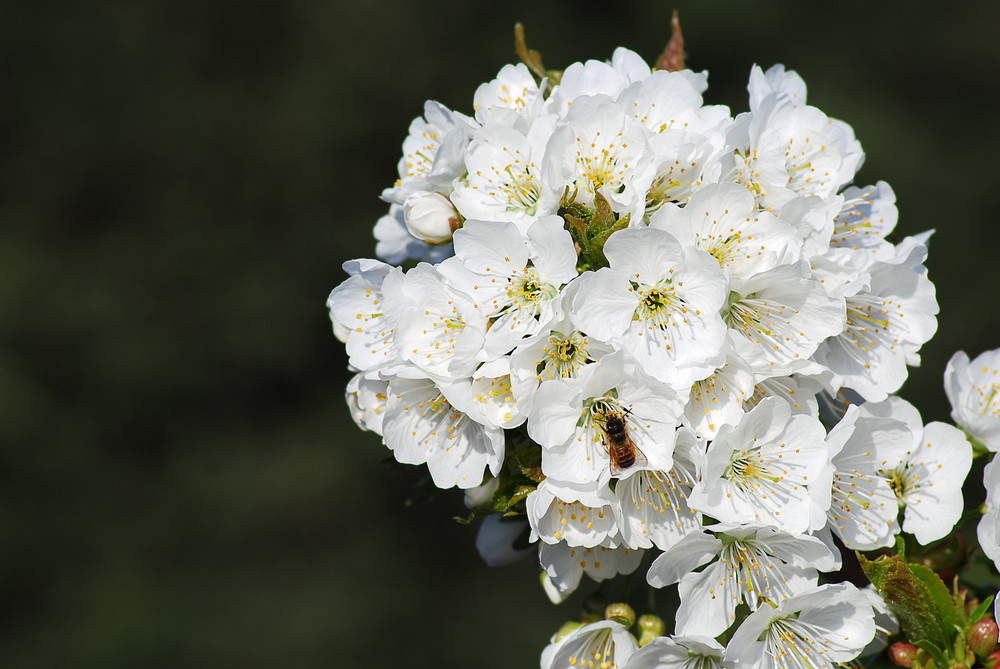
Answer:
[3,1,999,666]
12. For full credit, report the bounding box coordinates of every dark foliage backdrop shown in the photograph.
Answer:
[3,1,999,667]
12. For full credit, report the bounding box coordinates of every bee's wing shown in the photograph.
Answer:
[609,436,648,478]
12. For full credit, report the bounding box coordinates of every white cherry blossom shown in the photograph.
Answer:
[540,620,638,669]
[723,262,845,379]
[450,115,559,228]
[945,347,1000,451]
[538,541,644,604]
[345,373,388,436]
[724,92,863,212]
[824,404,906,549]
[726,583,876,669]
[626,636,731,669]
[978,457,1000,571]
[528,351,683,485]
[543,95,656,222]
[863,396,972,544]
[472,62,545,125]
[683,350,756,440]
[688,397,831,533]
[647,523,836,637]
[544,47,652,117]
[570,227,728,392]
[443,216,577,356]
[614,428,703,550]
[650,182,803,289]
[387,261,487,382]
[527,478,618,548]
[383,100,476,205]
[327,258,401,375]
[814,236,938,402]
[830,181,898,256]
[382,377,503,489]
[508,311,613,414]
[748,64,807,110]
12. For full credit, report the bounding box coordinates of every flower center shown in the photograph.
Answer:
[725,450,783,489]
[634,280,679,328]
[540,331,594,379]
[504,267,555,317]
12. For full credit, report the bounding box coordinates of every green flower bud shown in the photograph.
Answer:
[967,619,1000,659]
[604,602,636,629]
[636,614,665,647]
[553,620,584,643]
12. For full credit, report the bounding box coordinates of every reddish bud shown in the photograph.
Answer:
[984,648,1000,668]
[968,619,1000,659]
[888,641,918,667]
[654,11,685,72]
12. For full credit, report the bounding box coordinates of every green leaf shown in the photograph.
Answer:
[591,191,616,229]
[909,563,964,631]
[858,552,953,656]
[969,594,995,624]
[588,215,630,252]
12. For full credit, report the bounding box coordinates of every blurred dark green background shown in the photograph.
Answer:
[3,1,998,666]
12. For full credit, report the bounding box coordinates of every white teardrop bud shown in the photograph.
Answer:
[402,192,463,244]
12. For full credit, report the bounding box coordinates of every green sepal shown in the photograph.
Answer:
[490,453,540,514]
[502,484,535,510]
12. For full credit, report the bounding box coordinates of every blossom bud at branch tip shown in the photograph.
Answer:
[402,192,463,244]
[604,603,635,629]
[968,619,1000,659]
[636,614,665,647]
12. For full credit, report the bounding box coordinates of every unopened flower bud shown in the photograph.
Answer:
[402,192,462,244]
[888,641,918,667]
[604,603,636,629]
[636,614,665,647]
[553,620,584,643]
[984,648,1000,668]
[968,619,1000,658]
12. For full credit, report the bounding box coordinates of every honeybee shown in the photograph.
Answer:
[597,410,648,477]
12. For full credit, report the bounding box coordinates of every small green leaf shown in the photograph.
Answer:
[969,594,995,624]
[591,191,615,229]
[588,215,630,251]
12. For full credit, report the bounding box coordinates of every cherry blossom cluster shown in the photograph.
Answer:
[327,47,998,668]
